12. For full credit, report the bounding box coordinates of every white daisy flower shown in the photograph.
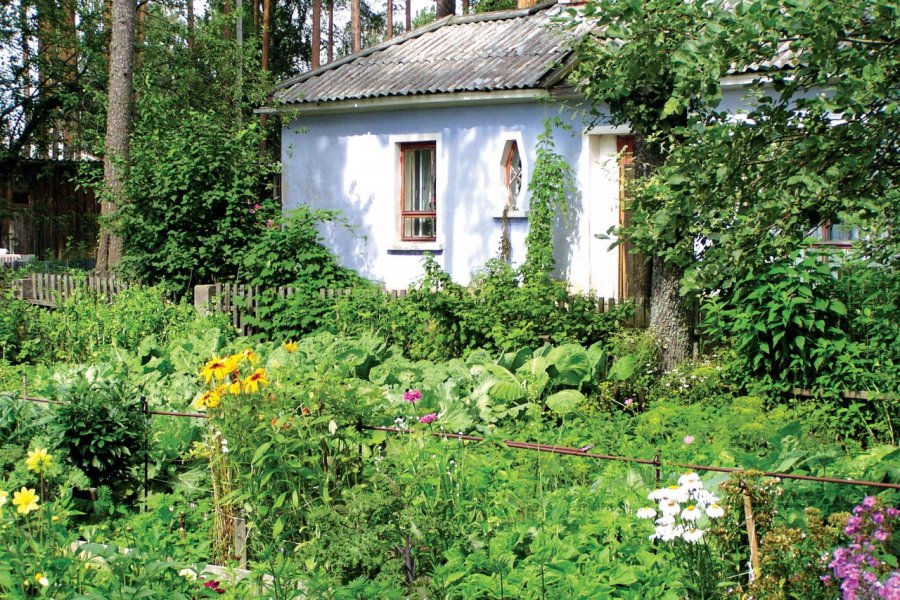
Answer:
[678,472,702,491]
[655,515,676,527]
[636,507,657,519]
[682,528,705,543]
[660,499,681,517]
[681,505,702,522]
[650,524,684,542]
[706,503,725,519]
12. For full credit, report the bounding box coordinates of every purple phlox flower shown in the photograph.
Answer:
[845,516,862,535]
[862,496,878,509]
[872,512,885,525]
[418,413,438,424]
[404,389,422,403]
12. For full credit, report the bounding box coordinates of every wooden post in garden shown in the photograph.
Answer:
[234,511,247,569]
[742,489,761,582]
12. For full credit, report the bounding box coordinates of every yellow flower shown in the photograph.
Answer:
[238,348,259,365]
[282,340,298,353]
[25,448,53,474]
[242,368,269,394]
[34,573,49,587]
[226,379,243,395]
[200,357,231,383]
[12,487,39,515]
[191,388,221,411]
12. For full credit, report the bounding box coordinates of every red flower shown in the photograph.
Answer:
[203,580,226,594]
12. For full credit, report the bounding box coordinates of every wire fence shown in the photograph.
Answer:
[13,394,899,491]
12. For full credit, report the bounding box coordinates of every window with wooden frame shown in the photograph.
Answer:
[505,141,523,210]
[400,142,436,241]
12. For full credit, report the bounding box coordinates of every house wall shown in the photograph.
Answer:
[282,100,628,295]
[280,84,771,293]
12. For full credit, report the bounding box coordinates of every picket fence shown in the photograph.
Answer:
[13,271,126,307]
[12,273,650,336]
[195,283,649,337]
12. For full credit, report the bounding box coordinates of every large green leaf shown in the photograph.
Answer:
[546,343,591,387]
[607,354,637,381]
[545,389,585,416]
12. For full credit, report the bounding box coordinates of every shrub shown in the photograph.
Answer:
[48,368,148,496]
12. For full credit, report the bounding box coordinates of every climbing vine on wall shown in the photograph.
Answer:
[522,119,576,282]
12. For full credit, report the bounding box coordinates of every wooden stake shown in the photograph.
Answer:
[742,490,761,582]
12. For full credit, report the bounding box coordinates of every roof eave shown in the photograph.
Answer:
[257,87,583,117]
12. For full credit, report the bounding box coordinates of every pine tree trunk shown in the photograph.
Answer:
[311,0,321,68]
[404,0,410,32]
[261,0,271,70]
[327,0,334,62]
[187,0,195,50]
[386,0,393,40]
[351,0,360,52]
[96,0,135,272]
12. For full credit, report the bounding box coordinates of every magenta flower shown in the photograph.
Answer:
[683,435,694,445]
[418,413,438,424]
[203,580,226,594]
[404,389,422,403]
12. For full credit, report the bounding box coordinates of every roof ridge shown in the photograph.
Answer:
[272,1,560,94]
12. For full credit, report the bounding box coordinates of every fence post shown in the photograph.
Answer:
[742,488,761,582]
[234,511,247,569]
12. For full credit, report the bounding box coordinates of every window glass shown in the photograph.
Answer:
[506,142,522,209]
[401,143,436,241]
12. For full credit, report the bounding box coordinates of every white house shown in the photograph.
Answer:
[266,0,766,294]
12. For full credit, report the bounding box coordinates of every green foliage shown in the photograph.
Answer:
[570,0,899,393]
[327,256,628,361]
[237,208,363,338]
[48,367,148,495]
[522,120,577,283]
[2,283,202,365]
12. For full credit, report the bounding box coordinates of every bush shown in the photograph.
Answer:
[48,368,149,496]
[327,256,629,361]
[4,283,204,364]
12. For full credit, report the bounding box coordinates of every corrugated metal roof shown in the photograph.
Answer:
[274,1,580,105]
[273,1,795,106]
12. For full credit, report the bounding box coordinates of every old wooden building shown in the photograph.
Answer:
[0,159,100,260]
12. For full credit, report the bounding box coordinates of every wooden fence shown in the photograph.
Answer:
[13,273,650,335]
[194,283,649,337]
[13,272,125,307]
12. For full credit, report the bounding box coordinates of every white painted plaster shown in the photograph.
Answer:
[281,85,771,293]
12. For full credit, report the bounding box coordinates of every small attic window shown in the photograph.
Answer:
[504,141,523,210]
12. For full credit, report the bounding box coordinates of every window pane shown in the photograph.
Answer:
[404,147,434,211]
[403,216,435,239]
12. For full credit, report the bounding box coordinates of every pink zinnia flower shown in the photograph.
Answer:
[683,435,694,445]
[418,413,438,424]
[404,390,422,403]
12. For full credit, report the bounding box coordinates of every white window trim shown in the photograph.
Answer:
[391,133,443,245]
[495,132,528,216]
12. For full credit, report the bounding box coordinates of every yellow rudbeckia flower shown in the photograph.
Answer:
[226,379,243,395]
[12,487,39,515]
[25,448,52,474]
[282,340,298,353]
[242,368,269,394]
[191,388,222,410]
[238,348,259,365]
[200,357,232,383]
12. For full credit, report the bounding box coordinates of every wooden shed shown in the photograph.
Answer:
[0,159,101,260]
